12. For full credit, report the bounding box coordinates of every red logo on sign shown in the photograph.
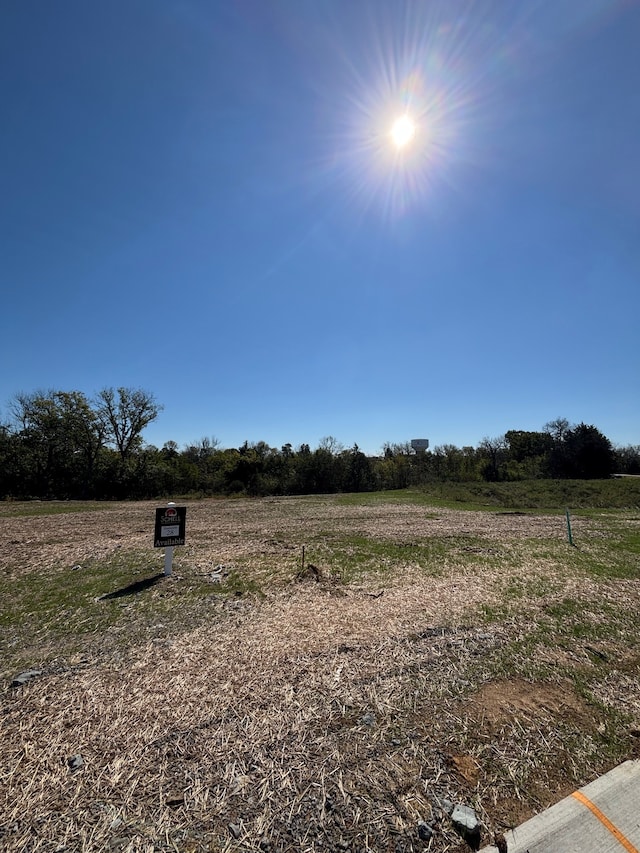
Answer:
[165,507,177,517]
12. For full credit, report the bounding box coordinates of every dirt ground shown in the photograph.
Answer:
[1,497,639,852]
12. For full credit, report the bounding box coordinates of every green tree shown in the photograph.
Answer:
[563,423,614,479]
[9,390,106,497]
[505,430,553,462]
[504,430,553,479]
[343,444,374,492]
[613,445,640,475]
[0,417,20,497]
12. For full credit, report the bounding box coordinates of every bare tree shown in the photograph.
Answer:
[543,417,571,442]
[318,435,343,455]
[96,387,162,463]
[478,435,508,481]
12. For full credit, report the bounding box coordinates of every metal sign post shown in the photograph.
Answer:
[154,502,187,576]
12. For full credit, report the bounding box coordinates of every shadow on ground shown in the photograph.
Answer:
[100,573,164,600]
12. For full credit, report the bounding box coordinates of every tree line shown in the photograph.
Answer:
[1,391,638,500]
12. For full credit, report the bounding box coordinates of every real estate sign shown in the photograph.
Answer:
[154,505,187,548]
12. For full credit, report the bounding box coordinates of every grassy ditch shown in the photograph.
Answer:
[337,478,640,511]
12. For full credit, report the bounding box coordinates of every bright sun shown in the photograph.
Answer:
[390,114,416,149]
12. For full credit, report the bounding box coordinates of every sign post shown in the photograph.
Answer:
[154,502,187,576]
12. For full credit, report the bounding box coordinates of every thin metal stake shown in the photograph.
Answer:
[566,508,574,546]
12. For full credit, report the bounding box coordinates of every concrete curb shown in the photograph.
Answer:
[479,760,640,853]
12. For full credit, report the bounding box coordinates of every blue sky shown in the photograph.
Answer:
[2,0,638,455]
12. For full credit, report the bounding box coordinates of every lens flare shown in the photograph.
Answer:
[314,2,501,221]
[390,115,416,148]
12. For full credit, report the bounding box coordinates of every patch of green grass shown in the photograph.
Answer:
[223,567,265,597]
[558,525,640,580]
[1,549,168,628]
[303,532,508,583]
[470,513,640,685]
[503,574,562,600]
[478,591,640,681]
[543,598,621,641]
[336,490,442,509]
[479,602,513,624]
[479,518,640,581]
[304,522,628,587]
[337,480,640,512]
[0,549,247,675]
[428,479,640,510]
[613,526,640,554]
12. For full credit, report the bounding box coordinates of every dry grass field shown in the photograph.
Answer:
[1,493,639,852]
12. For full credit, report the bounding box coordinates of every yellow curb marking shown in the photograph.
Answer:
[572,790,639,853]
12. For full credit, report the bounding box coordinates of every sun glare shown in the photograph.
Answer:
[390,115,416,149]
[328,2,474,219]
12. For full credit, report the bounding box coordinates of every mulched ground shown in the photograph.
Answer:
[1,498,638,852]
